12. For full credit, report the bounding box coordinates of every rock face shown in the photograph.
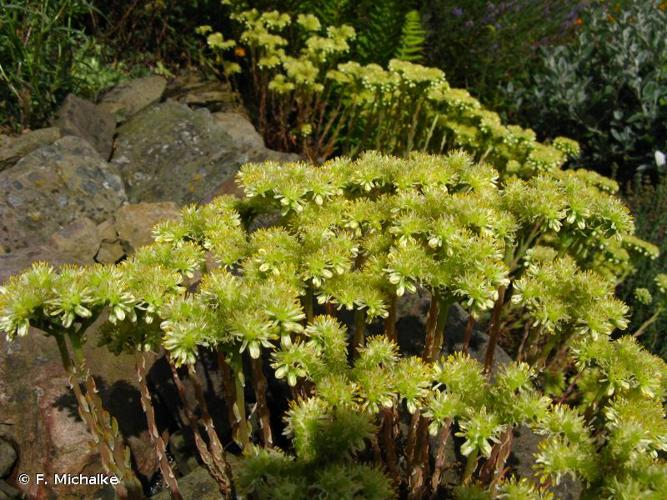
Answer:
[98,76,167,123]
[114,202,181,252]
[0,127,61,171]
[54,94,116,159]
[167,76,240,113]
[0,439,16,478]
[0,203,182,283]
[0,136,126,252]
[152,466,220,500]
[111,101,246,204]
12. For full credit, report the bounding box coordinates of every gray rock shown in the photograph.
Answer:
[0,439,16,478]
[166,75,241,113]
[47,217,102,264]
[0,136,126,252]
[168,431,198,476]
[0,480,20,499]
[212,112,265,153]
[95,240,125,265]
[111,101,247,204]
[212,111,301,164]
[93,219,124,264]
[99,76,167,123]
[114,202,181,252]
[152,466,219,500]
[0,217,100,283]
[0,202,184,283]
[54,94,116,159]
[0,128,61,171]
[511,425,583,499]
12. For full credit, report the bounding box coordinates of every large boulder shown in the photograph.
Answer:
[0,203,182,283]
[0,128,61,171]
[114,202,180,252]
[166,76,240,113]
[0,136,126,252]
[98,76,167,124]
[213,111,301,163]
[54,94,116,159]
[111,101,247,205]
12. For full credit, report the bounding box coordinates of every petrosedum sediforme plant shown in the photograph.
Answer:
[201,4,594,172]
[1,152,665,499]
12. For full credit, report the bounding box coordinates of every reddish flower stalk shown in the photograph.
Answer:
[136,352,182,499]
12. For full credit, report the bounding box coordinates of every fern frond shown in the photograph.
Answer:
[395,10,426,63]
[355,0,405,64]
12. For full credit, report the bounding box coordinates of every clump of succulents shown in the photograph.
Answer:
[0,264,143,499]
[200,4,591,173]
[2,152,664,498]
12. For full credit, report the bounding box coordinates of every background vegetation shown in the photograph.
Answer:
[504,0,667,181]
[422,0,586,112]
[621,175,667,357]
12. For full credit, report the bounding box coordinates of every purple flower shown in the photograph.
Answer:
[451,7,464,17]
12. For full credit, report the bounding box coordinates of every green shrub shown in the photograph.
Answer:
[506,0,667,180]
[621,175,667,358]
[71,41,128,101]
[422,0,581,111]
[2,152,665,498]
[0,0,97,130]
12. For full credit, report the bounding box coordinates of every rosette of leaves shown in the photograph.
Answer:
[511,255,630,366]
[534,335,667,497]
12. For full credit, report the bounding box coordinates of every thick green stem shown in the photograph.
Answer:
[303,286,314,323]
[352,308,367,355]
[462,448,479,485]
[424,295,451,362]
[432,299,451,361]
